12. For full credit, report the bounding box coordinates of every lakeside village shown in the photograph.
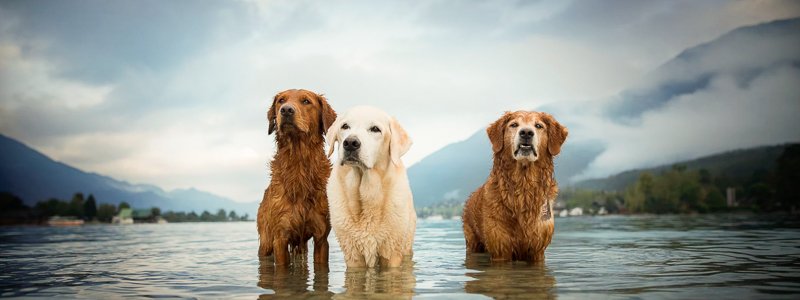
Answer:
[0,192,250,226]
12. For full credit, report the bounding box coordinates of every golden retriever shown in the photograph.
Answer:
[257,89,337,266]
[462,111,568,262]
[325,106,416,268]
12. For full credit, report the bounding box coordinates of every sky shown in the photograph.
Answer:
[1,0,799,203]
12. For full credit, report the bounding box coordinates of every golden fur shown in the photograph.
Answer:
[462,111,568,262]
[325,106,416,268]
[257,89,337,266]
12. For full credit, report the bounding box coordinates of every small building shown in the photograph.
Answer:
[132,209,152,222]
[112,208,133,224]
[132,209,167,223]
[568,207,583,216]
[726,188,738,207]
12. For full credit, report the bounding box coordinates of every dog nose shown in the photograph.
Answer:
[519,128,534,139]
[343,137,361,151]
[280,105,295,116]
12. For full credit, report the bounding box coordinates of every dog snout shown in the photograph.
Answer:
[280,105,296,117]
[519,128,534,142]
[343,136,361,152]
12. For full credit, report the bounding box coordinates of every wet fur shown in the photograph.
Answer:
[462,111,568,262]
[257,89,337,266]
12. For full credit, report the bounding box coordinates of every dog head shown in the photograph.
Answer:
[326,106,412,169]
[487,111,568,162]
[267,89,336,136]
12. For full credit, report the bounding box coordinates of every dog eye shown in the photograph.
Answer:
[510,122,519,128]
[278,98,285,104]
[535,124,543,129]
[341,123,350,130]
[369,126,381,133]
[302,99,311,105]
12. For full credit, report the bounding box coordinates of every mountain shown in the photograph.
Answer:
[575,144,793,191]
[0,134,257,215]
[407,18,800,207]
[605,17,800,122]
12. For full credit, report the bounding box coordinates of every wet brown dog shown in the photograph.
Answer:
[257,89,337,266]
[463,111,568,262]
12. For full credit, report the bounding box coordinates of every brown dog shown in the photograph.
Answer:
[257,89,337,266]
[462,111,568,262]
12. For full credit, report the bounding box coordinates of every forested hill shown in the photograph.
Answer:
[574,144,792,191]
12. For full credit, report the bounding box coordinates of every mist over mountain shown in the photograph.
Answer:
[408,18,800,207]
[0,134,256,215]
[605,18,800,122]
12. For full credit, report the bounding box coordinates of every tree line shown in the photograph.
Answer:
[558,144,800,215]
[0,192,250,225]
[416,201,463,219]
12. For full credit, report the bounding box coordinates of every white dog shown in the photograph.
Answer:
[325,106,416,268]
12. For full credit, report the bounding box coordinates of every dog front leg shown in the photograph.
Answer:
[383,253,403,268]
[313,235,329,265]
[483,220,513,262]
[339,234,367,268]
[273,236,290,266]
[344,251,367,268]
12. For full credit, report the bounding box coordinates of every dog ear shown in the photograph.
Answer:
[325,116,342,158]
[487,112,513,154]
[317,94,337,135]
[267,93,280,135]
[544,113,568,156]
[389,117,412,166]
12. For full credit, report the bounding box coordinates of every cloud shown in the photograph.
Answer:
[606,18,800,121]
[1,0,799,203]
[575,63,800,181]
[0,0,256,84]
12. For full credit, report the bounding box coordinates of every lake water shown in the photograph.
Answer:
[1,214,799,299]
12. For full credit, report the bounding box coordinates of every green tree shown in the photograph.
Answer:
[97,203,117,222]
[35,198,70,217]
[0,192,27,210]
[228,210,238,221]
[84,194,98,221]
[200,210,212,221]
[625,172,654,213]
[69,193,85,218]
[705,187,726,212]
[118,202,131,212]
[699,169,712,185]
[748,183,773,211]
[151,207,161,217]
[776,145,800,211]
[216,209,227,221]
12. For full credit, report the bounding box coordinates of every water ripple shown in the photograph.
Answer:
[1,215,799,298]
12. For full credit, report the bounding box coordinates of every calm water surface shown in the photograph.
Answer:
[1,214,799,299]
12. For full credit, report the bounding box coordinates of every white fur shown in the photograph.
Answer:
[325,106,416,268]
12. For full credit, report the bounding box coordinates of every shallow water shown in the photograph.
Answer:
[1,214,799,299]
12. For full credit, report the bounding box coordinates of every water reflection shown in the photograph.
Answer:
[464,253,556,299]
[257,257,333,298]
[2,216,798,298]
[337,263,416,299]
